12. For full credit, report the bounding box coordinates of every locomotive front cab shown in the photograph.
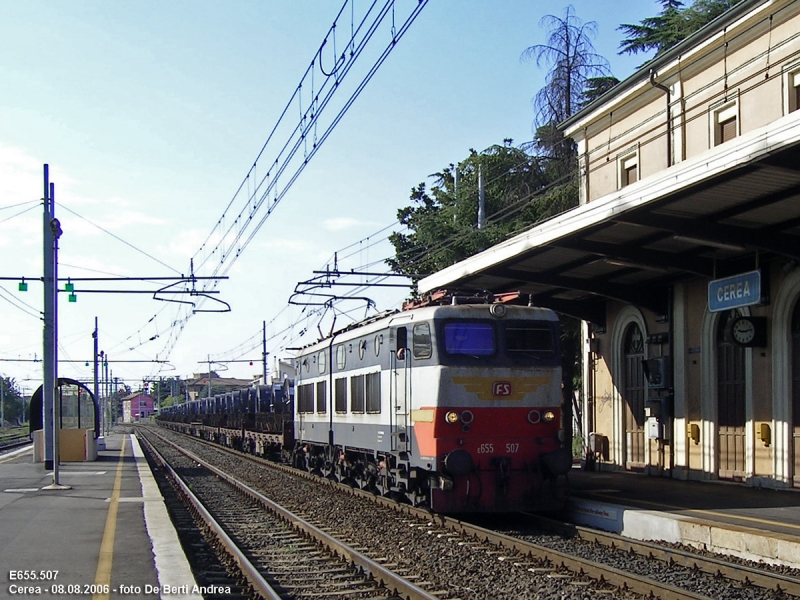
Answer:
[407,305,571,513]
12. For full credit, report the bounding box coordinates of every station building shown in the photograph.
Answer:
[419,0,800,489]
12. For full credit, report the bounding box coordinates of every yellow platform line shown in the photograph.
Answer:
[590,491,800,532]
[92,436,127,600]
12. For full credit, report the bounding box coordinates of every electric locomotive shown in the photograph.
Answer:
[292,297,571,513]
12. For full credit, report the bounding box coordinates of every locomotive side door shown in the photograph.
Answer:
[390,325,410,453]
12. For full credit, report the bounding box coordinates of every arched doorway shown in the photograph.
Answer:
[717,310,747,481]
[623,323,646,470]
[792,301,800,487]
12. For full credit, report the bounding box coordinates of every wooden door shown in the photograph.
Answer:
[718,312,746,481]
[623,324,646,469]
[791,302,800,487]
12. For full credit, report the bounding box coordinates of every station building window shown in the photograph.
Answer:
[712,101,738,146]
[618,152,639,188]
[784,65,800,114]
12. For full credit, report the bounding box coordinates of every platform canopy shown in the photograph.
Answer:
[418,115,800,328]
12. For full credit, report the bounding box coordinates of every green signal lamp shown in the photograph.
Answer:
[18,278,27,292]
[65,281,74,292]
[68,293,77,303]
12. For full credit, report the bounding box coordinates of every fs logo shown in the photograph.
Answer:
[492,381,512,397]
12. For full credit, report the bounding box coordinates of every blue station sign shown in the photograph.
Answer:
[708,270,761,313]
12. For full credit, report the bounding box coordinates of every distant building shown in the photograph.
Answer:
[184,372,254,400]
[121,392,155,423]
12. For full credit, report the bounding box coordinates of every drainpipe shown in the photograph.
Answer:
[650,69,672,168]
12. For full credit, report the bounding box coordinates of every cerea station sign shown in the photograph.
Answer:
[708,270,761,313]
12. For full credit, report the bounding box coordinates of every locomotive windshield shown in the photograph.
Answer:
[439,318,559,365]
[443,322,495,355]
[506,327,555,356]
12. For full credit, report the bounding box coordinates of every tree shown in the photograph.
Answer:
[0,376,26,425]
[388,142,559,284]
[521,6,614,182]
[522,6,613,128]
[618,0,745,58]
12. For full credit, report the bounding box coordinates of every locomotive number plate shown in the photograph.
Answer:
[492,381,512,397]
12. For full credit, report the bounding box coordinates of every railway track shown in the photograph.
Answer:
[506,513,800,598]
[146,424,799,599]
[139,429,440,600]
[0,434,32,454]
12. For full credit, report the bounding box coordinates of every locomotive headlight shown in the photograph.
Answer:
[445,411,460,424]
[527,410,541,424]
[460,410,474,425]
[543,410,556,422]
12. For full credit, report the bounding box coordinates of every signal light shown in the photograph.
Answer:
[18,278,27,292]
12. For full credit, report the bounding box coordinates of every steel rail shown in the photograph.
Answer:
[137,433,282,600]
[526,512,800,597]
[150,424,722,599]
[145,428,440,600]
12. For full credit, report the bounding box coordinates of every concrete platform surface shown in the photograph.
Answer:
[0,431,200,599]
[566,467,800,568]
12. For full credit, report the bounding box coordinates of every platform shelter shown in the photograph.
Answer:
[29,377,99,461]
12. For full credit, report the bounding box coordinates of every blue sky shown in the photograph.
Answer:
[0,0,658,394]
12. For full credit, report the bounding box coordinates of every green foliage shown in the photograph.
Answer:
[618,0,746,58]
[0,376,26,425]
[578,76,621,109]
[387,142,578,286]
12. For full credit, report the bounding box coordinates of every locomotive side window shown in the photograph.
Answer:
[374,334,382,356]
[350,375,365,413]
[334,378,347,413]
[335,344,346,370]
[316,381,327,413]
[506,327,555,356]
[444,322,495,355]
[297,383,314,413]
[318,351,326,374]
[366,372,381,413]
[412,323,432,359]
[396,327,407,351]
[358,339,366,360]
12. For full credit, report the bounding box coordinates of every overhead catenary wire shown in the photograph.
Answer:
[59,204,182,275]
[147,0,428,369]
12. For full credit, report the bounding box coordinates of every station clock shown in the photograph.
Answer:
[725,316,767,347]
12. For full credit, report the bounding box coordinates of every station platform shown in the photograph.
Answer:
[565,466,800,569]
[0,430,200,599]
